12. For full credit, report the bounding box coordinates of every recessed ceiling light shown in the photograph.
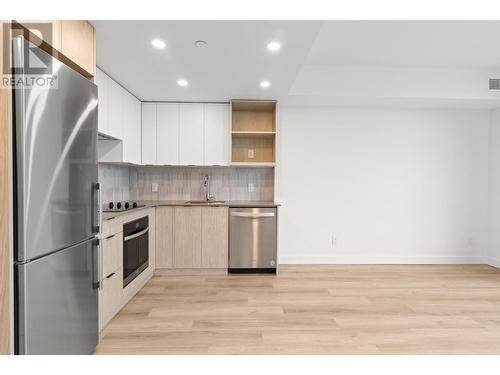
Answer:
[194,40,208,48]
[260,80,271,88]
[151,39,166,49]
[177,79,189,87]
[267,41,281,52]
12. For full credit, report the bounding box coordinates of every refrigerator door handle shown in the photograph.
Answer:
[98,240,103,290]
[98,183,102,234]
[92,239,103,290]
[92,182,101,234]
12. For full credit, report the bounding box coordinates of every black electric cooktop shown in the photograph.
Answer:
[103,201,146,212]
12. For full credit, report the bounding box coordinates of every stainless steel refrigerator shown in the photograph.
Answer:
[12,36,100,354]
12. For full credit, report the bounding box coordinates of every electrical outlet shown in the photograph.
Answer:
[152,183,158,193]
[331,234,338,248]
[248,183,255,193]
[248,149,255,159]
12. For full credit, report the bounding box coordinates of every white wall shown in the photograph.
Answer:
[276,107,490,264]
[487,109,500,268]
[289,66,500,106]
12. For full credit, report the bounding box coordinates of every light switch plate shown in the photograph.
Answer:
[248,149,255,159]
[152,183,158,193]
[248,183,255,193]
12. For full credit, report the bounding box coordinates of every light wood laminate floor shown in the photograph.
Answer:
[96,265,500,354]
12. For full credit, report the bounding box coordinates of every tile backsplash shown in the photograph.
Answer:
[130,166,274,201]
[99,165,274,203]
[98,164,130,203]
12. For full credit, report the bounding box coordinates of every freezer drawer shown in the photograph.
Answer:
[15,239,99,354]
[229,207,277,272]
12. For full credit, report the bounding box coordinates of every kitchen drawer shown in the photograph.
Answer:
[102,232,123,278]
[99,268,123,330]
[101,217,122,237]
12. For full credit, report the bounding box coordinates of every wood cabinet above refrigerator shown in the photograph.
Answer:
[14,20,96,80]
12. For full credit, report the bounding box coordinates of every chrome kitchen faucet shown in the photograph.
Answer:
[203,174,215,201]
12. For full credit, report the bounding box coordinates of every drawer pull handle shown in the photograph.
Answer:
[106,272,115,279]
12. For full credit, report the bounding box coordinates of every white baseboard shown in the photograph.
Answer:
[484,256,500,269]
[279,254,486,265]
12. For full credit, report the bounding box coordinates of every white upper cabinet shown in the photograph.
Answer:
[96,68,109,136]
[179,103,204,165]
[107,78,123,140]
[204,103,229,166]
[140,102,230,166]
[141,103,157,165]
[122,92,142,164]
[157,103,180,165]
[97,68,142,164]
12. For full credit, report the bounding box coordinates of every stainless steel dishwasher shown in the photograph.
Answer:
[229,207,277,273]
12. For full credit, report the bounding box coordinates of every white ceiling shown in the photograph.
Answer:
[91,21,500,107]
[91,21,323,102]
[306,21,500,69]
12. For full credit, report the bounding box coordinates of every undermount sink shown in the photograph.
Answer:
[184,200,226,205]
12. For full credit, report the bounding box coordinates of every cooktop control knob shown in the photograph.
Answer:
[132,202,138,208]
[108,202,114,209]
[117,202,122,209]
[125,202,130,209]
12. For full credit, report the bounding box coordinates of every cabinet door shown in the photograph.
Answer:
[202,207,228,268]
[179,103,204,165]
[99,267,123,330]
[122,92,141,164]
[155,207,174,268]
[17,20,62,51]
[173,207,202,268]
[157,103,179,165]
[60,21,95,76]
[107,78,123,140]
[102,232,123,278]
[95,68,108,135]
[132,98,142,163]
[141,103,157,165]
[204,104,229,166]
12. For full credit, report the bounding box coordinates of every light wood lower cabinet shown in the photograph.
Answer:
[102,232,123,279]
[98,208,156,332]
[156,207,174,268]
[99,232,123,329]
[156,206,229,271]
[173,207,202,268]
[99,268,123,329]
[202,207,228,268]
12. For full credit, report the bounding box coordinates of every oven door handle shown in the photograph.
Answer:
[124,228,149,241]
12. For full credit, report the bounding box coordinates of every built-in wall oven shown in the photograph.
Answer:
[123,216,149,287]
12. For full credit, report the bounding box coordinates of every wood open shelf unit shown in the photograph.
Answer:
[230,100,277,166]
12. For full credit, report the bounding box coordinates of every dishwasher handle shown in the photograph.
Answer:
[231,211,275,219]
